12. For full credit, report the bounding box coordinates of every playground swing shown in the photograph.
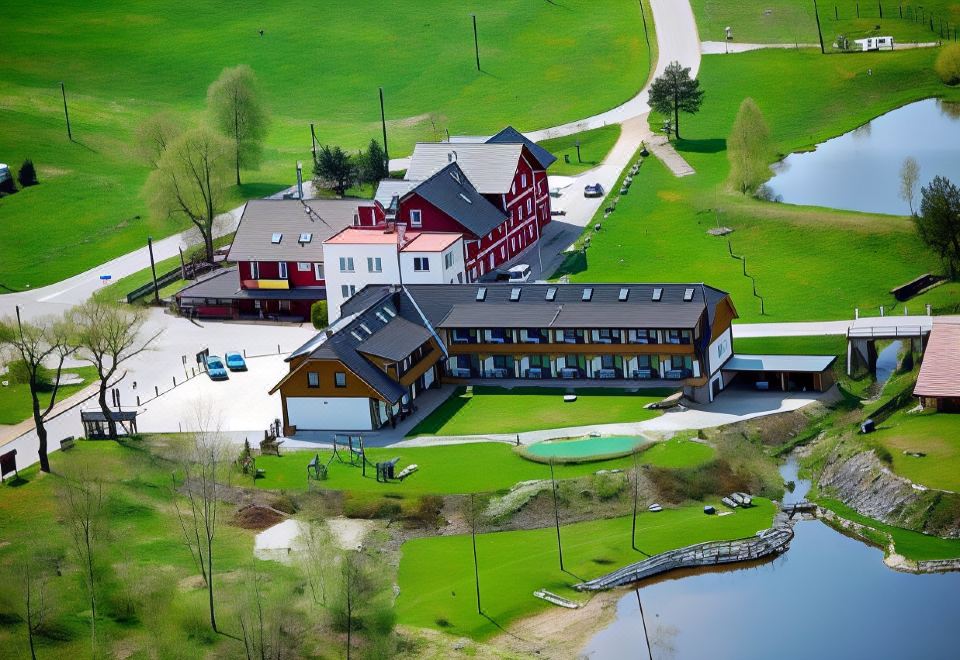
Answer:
[328,434,374,476]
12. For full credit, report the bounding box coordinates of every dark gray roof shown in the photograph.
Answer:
[487,125,557,169]
[358,316,433,361]
[407,162,508,238]
[227,199,364,262]
[175,268,325,301]
[724,354,837,373]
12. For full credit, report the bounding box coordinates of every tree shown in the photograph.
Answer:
[357,139,388,186]
[18,159,38,187]
[915,175,960,278]
[648,61,704,140]
[313,145,356,196]
[899,157,921,215]
[71,301,161,439]
[173,405,228,633]
[146,127,231,262]
[0,311,76,472]
[58,460,106,656]
[934,43,960,86]
[18,547,57,660]
[135,112,182,168]
[310,300,328,330]
[206,65,269,186]
[727,98,773,195]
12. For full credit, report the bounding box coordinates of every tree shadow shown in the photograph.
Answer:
[69,139,99,154]
[561,567,585,581]
[675,138,726,154]
[237,182,288,198]
[553,250,588,278]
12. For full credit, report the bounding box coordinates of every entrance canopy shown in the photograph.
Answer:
[723,354,836,373]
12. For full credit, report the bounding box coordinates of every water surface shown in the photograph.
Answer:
[766,99,960,215]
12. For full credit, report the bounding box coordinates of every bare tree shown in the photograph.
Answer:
[145,126,232,262]
[0,309,76,472]
[58,460,106,656]
[899,157,921,215]
[300,521,335,608]
[18,548,56,660]
[207,65,269,186]
[135,112,183,168]
[71,301,161,439]
[173,404,228,632]
[237,565,292,660]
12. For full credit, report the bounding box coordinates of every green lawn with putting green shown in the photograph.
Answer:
[537,125,622,176]
[0,0,649,291]
[406,386,674,437]
[873,411,960,492]
[396,498,776,639]
[252,437,714,494]
[0,366,98,425]
[556,48,960,322]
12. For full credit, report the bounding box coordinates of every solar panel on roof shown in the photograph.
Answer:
[271,232,283,244]
[619,288,629,301]
[582,287,593,301]
[652,288,663,301]
[545,287,557,301]
[510,287,521,301]
[683,288,695,301]
[476,287,487,301]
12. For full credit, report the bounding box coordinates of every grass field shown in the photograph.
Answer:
[556,48,960,322]
[406,386,674,437]
[0,366,97,425]
[691,0,960,44]
[537,125,622,176]
[873,411,960,491]
[396,498,776,639]
[0,0,649,291]
[252,437,714,494]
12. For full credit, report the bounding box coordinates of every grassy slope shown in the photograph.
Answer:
[0,366,98,425]
[407,386,674,437]
[558,48,960,322]
[874,410,960,491]
[0,0,648,290]
[252,437,714,494]
[538,125,622,176]
[396,499,776,639]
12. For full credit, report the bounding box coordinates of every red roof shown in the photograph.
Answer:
[401,233,461,252]
[915,318,960,398]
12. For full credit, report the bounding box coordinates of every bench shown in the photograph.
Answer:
[376,457,401,482]
[60,436,76,451]
[307,454,328,481]
[260,438,284,456]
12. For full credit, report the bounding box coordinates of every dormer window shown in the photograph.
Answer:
[271,232,283,244]
[299,232,313,243]
[683,288,695,301]
[410,209,422,227]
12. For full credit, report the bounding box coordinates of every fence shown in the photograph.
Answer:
[815,1,959,49]
[125,261,217,304]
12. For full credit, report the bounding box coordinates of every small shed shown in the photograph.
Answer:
[721,354,837,393]
[854,36,894,51]
[80,409,139,439]
[914,321,960,412]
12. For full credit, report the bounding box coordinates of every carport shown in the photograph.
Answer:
[721,354,837,393]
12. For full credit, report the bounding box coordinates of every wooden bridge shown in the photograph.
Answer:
[782,500,818,519]
[574,526,795,591]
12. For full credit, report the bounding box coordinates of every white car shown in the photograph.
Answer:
[508,264,532,282]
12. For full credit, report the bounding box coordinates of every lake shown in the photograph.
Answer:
[581,458,960,659]
[766,99,960,216]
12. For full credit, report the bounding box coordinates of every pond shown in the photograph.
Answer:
[581,458,960,659]
[766,99,960,215]
[523,435,646,461]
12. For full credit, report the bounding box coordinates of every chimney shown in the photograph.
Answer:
[397,223,407,248]
[448,150,457,162]
[384,222,395,234]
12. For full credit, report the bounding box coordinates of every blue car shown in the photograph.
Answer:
[205,355,229,381]
[225,352,247,372]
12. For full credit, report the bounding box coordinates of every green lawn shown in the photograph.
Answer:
[555,48,960,322]
[691,0,960,45]
[252,437,714,494]
[873,410,960,491]
[538,125,622,176]
[396,498,776,639]
[406,386,673,437]
[0,0,649,291]
[820,497,960,561]
[0,366,97,425]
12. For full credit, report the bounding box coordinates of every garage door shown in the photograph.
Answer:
[287,397,372,431]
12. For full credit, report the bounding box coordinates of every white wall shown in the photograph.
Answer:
[400,241,466,285]
[286,396,373,431]
[322,242,399,321]
[708,327,733,375]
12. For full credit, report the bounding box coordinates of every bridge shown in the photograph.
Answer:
[846,315,933,376]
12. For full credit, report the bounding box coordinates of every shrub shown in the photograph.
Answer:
[5,358,52,389]
[935,43,960,85]
[17,159,38,187]
[311,300,329,329]
[592,472,627,500]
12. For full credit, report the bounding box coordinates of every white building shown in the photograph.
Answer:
[322,226,466,320]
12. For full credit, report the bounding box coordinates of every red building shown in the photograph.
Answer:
[358,127,555,280]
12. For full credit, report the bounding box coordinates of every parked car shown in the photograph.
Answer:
[225,352,247,372]
[584,183,605,198]
[205,355,229,381]
[507,264,532,282]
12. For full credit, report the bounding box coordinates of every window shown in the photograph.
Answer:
[339,257,354,272]
[250,261,260,279]
[511,182,516,194]
[545,287,557,301]
[341,284,356,298]
[307,372,320,388]
[476,287,487,301]
[334,372,347,388]
[367,257,382,273]
[279,262,288,279]
[413,257,430,271]
[510,287,521,301]
[299,232,313,243]
[510,238,515,252]
[518,205,523,220]
[500,246,506,259]
[527,198,533,214]
[457,272,463,283]
[652,287,663,301]
[443,250,454,269]
[528,225,534,239]
[297,262,311,271]
[271,232,283,244]
[619,287,629,301]
[684,288,695,302]
[410,210,422,227]
[313,263,324,280]
[278,300,290,311]
[582,287,593,301]
[521,173,527,187]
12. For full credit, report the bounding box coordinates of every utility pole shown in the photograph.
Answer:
[379,87,389,170]
[813,0,825,54]
[472,14,481,71]
[147,236,160,304]
[470,494,482,614]
[310,123,317,162]
[550,460,564,571]
[575,139,582,163]
[60,82,72,141]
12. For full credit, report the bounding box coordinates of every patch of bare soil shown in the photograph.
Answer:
[232,503,286,530]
